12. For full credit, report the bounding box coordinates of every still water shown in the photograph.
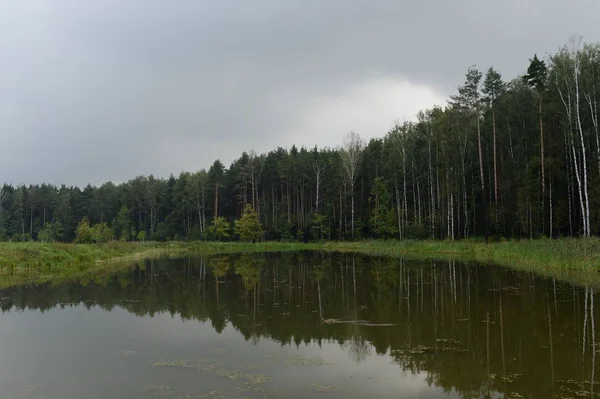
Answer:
[0,252,597,398]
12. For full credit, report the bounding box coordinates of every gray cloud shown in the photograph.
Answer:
[1,0,598,186]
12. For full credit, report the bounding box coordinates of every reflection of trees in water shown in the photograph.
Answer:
[0,253,598,398]
[343,334,372,364]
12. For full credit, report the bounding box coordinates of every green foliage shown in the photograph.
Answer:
[368,177,396,238]
[310,212,330,240]
[37,222,55,243]
[112,206,132,242]
[208,217,230,241]
[75,218,94,244]
[92,222,113,244]
[274,215,295,241]
[406,224,430,240]
[482,67,506,105]
[523,54,548,93]
[235,204,264,242]
[51,220,64,241]
[136,230,147,242]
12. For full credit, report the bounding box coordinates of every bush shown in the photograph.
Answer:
[136,230,147,242]
[406,223,430,240]
[75,218,94,244]
[92,222,113,243]
[37,222,55,243]
[235,204,264,242]
[207,217,231,241]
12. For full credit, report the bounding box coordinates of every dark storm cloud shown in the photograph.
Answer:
[0,0,598,186]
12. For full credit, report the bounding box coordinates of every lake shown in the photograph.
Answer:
[0,252,597,398]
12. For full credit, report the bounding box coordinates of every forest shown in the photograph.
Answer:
[2,37,600,243]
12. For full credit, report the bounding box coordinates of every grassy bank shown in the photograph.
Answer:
[1,238,600,287]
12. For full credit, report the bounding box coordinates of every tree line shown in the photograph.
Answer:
[2,37,600,242]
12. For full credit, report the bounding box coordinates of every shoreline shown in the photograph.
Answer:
[1,238,600,288]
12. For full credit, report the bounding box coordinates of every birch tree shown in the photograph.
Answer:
[340,130,364,239]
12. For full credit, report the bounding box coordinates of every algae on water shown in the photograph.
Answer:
[310,383,344,392]
[285,355,331,366]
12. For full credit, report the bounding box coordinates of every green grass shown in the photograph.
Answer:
[1,238,600,288]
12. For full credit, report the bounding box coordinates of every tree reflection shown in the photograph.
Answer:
[0,253,598,398]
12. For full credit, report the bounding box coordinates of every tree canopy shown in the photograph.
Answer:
[2,38,600,241]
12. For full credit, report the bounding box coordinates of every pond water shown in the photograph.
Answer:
[0,252,597,398]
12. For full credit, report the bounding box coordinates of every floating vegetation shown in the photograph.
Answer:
[198,391,222,398]
[500,372,523,383]
[153,359,213,369]
[557,378,600,397]
[320,318,397,326]
[392,343,469,356]
[285,355,331,366]
[0,385,44,399]
[436,338,463,346]
[310,383,343,392]
[488,286,520,292]
[145,385,173,396]
[235,384,284,397]
[236,385,265,394]
[152,359,269,387]
[242,362,267,370]
[506,392,524,398]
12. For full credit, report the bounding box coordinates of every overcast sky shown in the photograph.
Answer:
[1,1,599,187]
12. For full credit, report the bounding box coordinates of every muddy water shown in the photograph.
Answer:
[0,253,596,398]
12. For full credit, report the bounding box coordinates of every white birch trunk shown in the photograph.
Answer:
[574,47,591,236]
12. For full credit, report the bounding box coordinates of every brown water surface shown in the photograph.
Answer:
[0,253,596,398]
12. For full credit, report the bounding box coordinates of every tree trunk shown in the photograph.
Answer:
[450,192,455,240]
[461,145,468,238]
[539,96,545,197]
[287,180,291,224]
[477,116,485,192]
[412,159,417,225]
[572,145,587,235]
[574,57,591,236]
[351,181,355,239]
[196,201,203,232]
[20,207,25,241]
[585,91,600,180]
[214,183,219,218]
[549,179,553,238]
[428,140,435,238]
[395,179,402,239]
[339,188,343,240]
[493,107,498,202]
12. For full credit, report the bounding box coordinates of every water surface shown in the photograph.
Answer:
[0,253,597,398]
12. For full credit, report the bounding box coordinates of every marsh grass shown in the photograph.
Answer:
[1,237,600,288]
